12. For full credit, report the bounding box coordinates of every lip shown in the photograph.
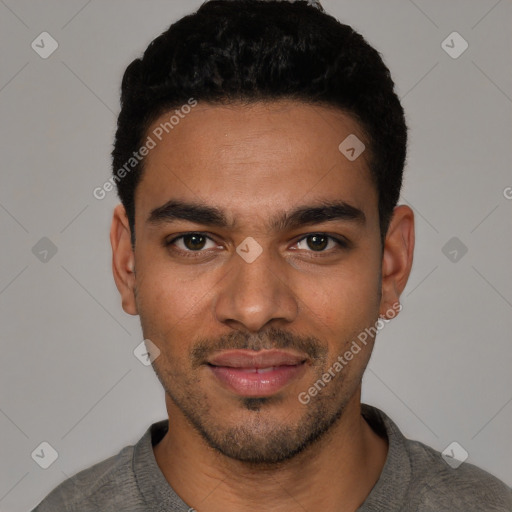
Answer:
[207,349,307,368]
[207,349,308,397]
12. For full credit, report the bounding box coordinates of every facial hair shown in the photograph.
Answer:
[150,325,364,465]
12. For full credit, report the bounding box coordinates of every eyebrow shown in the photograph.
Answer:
[147,199,366,231]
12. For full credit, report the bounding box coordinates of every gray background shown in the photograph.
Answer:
[1,0,511,510]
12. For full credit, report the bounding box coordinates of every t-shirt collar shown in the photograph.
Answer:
[132,404,412,511]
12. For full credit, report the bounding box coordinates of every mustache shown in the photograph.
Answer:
[190,326,327,368]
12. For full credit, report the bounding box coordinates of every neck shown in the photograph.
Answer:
[153,391,388,512]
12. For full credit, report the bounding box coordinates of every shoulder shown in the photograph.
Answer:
[406,438,512,511]
[31,444,142,512]
[361,404,512,511]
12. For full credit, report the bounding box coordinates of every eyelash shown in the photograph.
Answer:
[164,232,349,258]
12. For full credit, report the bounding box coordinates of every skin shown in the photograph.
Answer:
[111,100,415,512]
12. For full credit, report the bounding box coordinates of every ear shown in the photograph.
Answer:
[110,204,138,316]
[379,205,415,318]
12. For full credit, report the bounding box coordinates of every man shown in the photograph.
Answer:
[33,1,512,511]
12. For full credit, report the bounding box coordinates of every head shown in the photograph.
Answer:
[111,0,414,464]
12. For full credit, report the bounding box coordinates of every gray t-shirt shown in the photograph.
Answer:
[32,404,512,511]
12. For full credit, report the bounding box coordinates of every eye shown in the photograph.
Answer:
[165,232,349,257]
[292,234,348,253]
[166,232,218,253]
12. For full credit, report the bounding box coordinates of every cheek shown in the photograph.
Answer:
[295,262,380,327]
[296,261,381,378]
[135,263,204,342]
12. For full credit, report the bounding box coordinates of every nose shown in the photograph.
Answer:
[213,240,299,333]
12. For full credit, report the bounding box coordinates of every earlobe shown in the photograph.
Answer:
[110,204,138,316]
[379,205,415,318]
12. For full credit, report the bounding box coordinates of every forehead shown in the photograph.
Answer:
[135,101,378,229]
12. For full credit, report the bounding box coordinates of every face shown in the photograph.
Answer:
[112,101,412,464]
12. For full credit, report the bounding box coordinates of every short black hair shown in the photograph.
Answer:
[112,0,407,245]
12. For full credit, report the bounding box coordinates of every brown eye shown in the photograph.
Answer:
[182,234,207,251]
[294,234,346,253]
[166,233,217,253]
[305,235,329,251]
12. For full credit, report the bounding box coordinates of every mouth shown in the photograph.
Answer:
[206,349,308,397]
